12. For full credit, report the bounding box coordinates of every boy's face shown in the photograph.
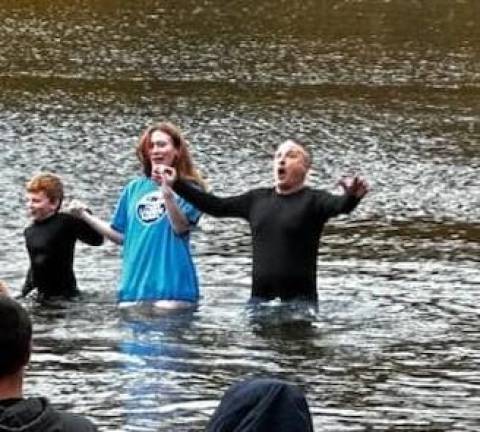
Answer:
[26,191,58,221]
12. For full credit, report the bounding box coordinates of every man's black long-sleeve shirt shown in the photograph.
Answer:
[174,180,361,302]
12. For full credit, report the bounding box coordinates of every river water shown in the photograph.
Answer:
[0,1,479,431]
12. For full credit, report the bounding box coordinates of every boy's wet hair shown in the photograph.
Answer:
[26,173,64,208]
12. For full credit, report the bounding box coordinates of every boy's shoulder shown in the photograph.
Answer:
[57,211,88,226]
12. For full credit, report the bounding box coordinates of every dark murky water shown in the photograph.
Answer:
[0,1,479,430]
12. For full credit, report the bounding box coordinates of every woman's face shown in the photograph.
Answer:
[149,130,179,169]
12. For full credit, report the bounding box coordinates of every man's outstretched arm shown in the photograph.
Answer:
[163,166,252,219]
[320,175,369,218]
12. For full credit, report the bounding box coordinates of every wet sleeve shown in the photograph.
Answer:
[73,215,104,246]
[315,190,361,219]
[174,179,252,219]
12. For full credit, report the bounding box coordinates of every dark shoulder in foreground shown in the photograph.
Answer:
[0,397,98,432]
[57,411,98,432]
[206,377,313,432]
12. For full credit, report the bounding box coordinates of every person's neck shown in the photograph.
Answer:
[275,183,306,196]
[35,210,57,223]
[0,372,23,400]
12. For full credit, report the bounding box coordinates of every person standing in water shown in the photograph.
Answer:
[22,173,104,301]
[70,122,205,310]
[163,139,368,304]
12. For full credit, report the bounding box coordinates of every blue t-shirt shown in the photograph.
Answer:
[111,177,201,302]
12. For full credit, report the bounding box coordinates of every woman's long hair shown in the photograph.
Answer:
[136,122,205,189]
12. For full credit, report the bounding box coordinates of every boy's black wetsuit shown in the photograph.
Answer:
[23,212,103,300]
[174,180,361,303]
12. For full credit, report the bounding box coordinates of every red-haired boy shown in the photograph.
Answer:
[22,173,103,301]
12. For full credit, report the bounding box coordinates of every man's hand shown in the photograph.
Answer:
[338,175,369,198]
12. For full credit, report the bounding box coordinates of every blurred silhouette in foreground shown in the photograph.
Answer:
[206,377,314,432]
[0,295,97,431]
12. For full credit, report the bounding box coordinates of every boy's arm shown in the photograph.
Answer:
[68,200,123,245]
[76,212,123,245]
[74,215,105,246]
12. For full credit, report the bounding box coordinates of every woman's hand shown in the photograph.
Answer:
[67,199,91,217]
[151,164,177,186]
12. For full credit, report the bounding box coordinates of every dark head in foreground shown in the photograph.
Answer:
[0,296,97,431]
[206,377,314,432]
[0,296,32,381]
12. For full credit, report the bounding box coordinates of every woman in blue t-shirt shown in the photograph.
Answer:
[70,122,205,310]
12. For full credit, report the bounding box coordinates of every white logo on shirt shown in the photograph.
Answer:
[136,191,166,224]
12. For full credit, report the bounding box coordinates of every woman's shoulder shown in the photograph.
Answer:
[123,176,152,190]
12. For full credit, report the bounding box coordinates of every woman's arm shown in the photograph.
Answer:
[151,166,196,234]
[78,210,124,245]
[68,200,124,245]
[162,183,191,235]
